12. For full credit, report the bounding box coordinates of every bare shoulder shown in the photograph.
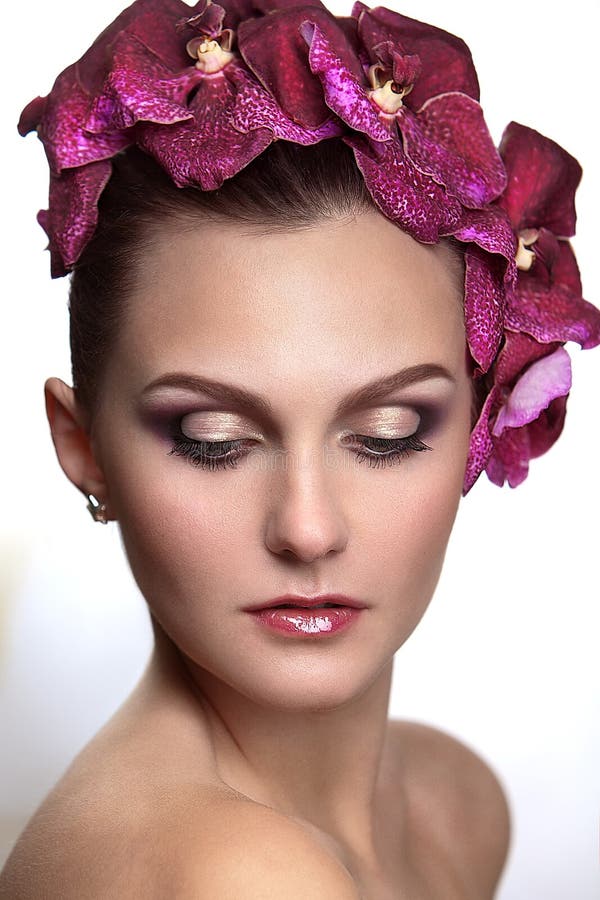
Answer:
[389,719,511,896]
[0,777,359,900]
[174,792,362,899]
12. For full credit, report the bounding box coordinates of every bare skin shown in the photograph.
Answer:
[0,210,510,898]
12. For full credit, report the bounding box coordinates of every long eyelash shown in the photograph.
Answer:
[168,437,245,470]
[353,434,432,468]
[167,432,432,472]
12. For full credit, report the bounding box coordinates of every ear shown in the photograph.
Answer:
[44,377,116,521]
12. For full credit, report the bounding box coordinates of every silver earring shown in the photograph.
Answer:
[86,493,108,524]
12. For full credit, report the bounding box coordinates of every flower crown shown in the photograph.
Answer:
[18,0,600,494]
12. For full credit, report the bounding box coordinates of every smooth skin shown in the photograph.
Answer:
[0,209,510,899]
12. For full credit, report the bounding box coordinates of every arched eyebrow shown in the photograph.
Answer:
[140,363,455,418]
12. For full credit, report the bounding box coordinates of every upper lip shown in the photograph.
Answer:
[243,594,369,611]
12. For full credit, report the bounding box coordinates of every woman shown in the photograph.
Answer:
[2,0,599,897]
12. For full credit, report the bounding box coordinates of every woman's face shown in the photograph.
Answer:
[91,209,473,709]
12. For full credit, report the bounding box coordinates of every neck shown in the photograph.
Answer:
[145,619,395,862]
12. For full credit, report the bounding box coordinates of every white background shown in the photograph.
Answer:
[1,0,599,896]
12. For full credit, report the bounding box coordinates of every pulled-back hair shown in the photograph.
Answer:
[68,137,475,421]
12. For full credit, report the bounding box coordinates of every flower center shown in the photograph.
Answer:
[186,35,234,74]
[369,77,414,115]
[515,228,539,271]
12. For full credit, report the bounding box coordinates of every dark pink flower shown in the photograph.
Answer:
[498,121,600,350]
[17,0,342,273]
[463,330,571,492]
[297,3,506,209]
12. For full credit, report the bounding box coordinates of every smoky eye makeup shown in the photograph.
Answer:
[152,401,448,473]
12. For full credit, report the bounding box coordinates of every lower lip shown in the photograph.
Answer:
[246,607,364,637]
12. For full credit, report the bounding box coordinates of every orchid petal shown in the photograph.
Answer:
[494,329,562,387]
[498,121,582,236]
[486,393,568,487]
[354,4,480,106]
[342,132,461,243]
[299,20,390,142]
[33,64,133,174]
[85,34,202,133]
[228,64,344,143]
[42,160,113,276]
[463,385,498,495]
[398,93,506,207]
[137,66,273,189]
[463,247,505,374]
[449,206,517,275]
[486,425,530,488]
[237,6,362,129]
[492,346,571,436]
[506,278,600,349]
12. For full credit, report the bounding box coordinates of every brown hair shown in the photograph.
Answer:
[68,138,478,422]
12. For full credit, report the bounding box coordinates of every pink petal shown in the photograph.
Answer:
[506,279,600,350]
[137,67,273,189]
[486,394,568,488]
[76,0,195,94]
[342,132,462,243]
[449,206,517,273]
[494,329,562,387]
[237,6,362,129]
[298,20,390,142]
[492,346,571,436]
[228,64,344,142]
[35,64,133,173]
[526,394,568,460]
[17,95,47,137]
[43,160,113,275]
[552,241,582,297]
[463,247,505,374]
[398,93,506,206]
[462,385,498,495]
[85,33,202,133]
[486,425,531,488]
[353,2,480,106]
[498,121,582,236]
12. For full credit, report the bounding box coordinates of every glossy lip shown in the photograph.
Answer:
[242,593,369,611]
[248,606,363,637]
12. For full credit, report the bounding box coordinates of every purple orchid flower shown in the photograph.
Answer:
[498,121,600,350]
[17,0,342,275]
[463,330,571,492]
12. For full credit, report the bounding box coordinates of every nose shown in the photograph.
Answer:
[264,444,349,563]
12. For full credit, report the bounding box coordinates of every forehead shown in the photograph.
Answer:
[108,209,466,400]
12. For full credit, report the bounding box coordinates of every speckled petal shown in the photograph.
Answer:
[85,33,202,133]
[352,2,480,105]
[463,247,505,374]
[342,132,462,243]
[137,67,273,189]
[463,385,498,494]
[526,394,568,460]
[449,206,517,275]
[494,329,562,387]
[42,160,113,276]
[486,393,568,488]
[228,64,344,142]
[485,425,531,488]
[398,94,506,206]
[492,346,572,436]
[299,20,390,142]
[34,64,133,173]
[506,279,600,349]
[237,6,364,129]
[76,0,195,94]
[498,121,582,235]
